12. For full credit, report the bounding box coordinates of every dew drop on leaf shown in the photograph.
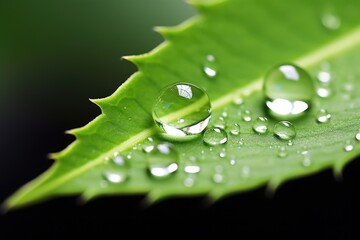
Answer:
[242,110,252,122]
[264,64,315,119]
[212,116,227,129]
[274,121,296,140]
[203,127,228,146]
[321,11,341,30]
[184,175,195,187]
[277,146,288,158]
[317,71,332,84]
[103,155,129,184]
[344,140,354,152]
[356,132,360,141]
[316,109,331,123]
[184,164,201,174]
[147,143,179,178]
[152,83,212,138]
[316,86,332,98]
[228,123,241,135]
[252,116,269,134]
[203,54,218,78]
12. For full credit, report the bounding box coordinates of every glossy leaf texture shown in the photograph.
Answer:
[5,0,360,209]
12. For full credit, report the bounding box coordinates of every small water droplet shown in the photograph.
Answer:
[148,137,154,142]
[316,86,331,98]
[274,121,296,140]
[287,140,294,146]
[355,132,360,141]
[184,175,195,187]
[264,64,314,119]
[212,173,225,184]
[113,155,126,165]
[128,117,132,121]
[212,116,226,129]
[228,123,241,135]
[241,165,251,178]
[147,143,179,178]
[321,12,341,30]
[252,117,269,134]
[184,164,201,174]
[233,96,243,105]
[317,71,332,84]
[277,146,288,158]
[126,153,132,159]
[103,171,127,184]
[219,148,227,158]
[316,109,331,123]
[242,110,252,122]
[203,127,228,146]
[203,54,218,78]
[301,151,312,167]
[344,140,354,152]
[189,155,196,161]
[152,83,212,138]
[221,111,228,118]
[229,159,236,165]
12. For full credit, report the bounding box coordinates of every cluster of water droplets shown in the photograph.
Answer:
[103,28,359,188]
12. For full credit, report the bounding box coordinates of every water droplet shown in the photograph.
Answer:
[264,64,315,119]
[221,111,228,118]
[103,171,127,184]
[228,123,241,135]
[252,117,269,134]
[321,12,341,30]
[241,165,251,178]
[355,132,360,141]
[152,83,212,138]
[316,109,331,123]
[113,155,126,166]
[147,143,179,178]
[212,116,226,129]
[219,148,227,158]
[344,140,354,152]
[287,140,294,146]
[317,71,331,84]
[203,54,218,78]
[147,137,154,142]
[242,110,252,122]
[128,117,132,121]
[103,155,129,184]
[184,164,201,174]
[212,173,225,184]
[301,151,312,167]
[277,146,288,158]
[233,96,243,105]
[316,86,331,98]
[229,159,236,165]
[274,121,296,140]
[184,175,195,187]
[203,127,228,146]
[143,144,155,153]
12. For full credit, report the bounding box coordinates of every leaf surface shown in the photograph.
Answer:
[6,0,360,209]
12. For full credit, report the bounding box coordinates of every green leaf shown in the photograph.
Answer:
[5,0,360,209]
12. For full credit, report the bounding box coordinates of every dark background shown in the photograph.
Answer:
[0,0,359,238]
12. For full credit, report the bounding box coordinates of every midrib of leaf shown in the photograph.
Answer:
[7,25,360,208]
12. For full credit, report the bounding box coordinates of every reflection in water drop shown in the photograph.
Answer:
[152,83,212,138]
[242,110,252,122]
[184,164,201,174]
[356,132,360,141]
